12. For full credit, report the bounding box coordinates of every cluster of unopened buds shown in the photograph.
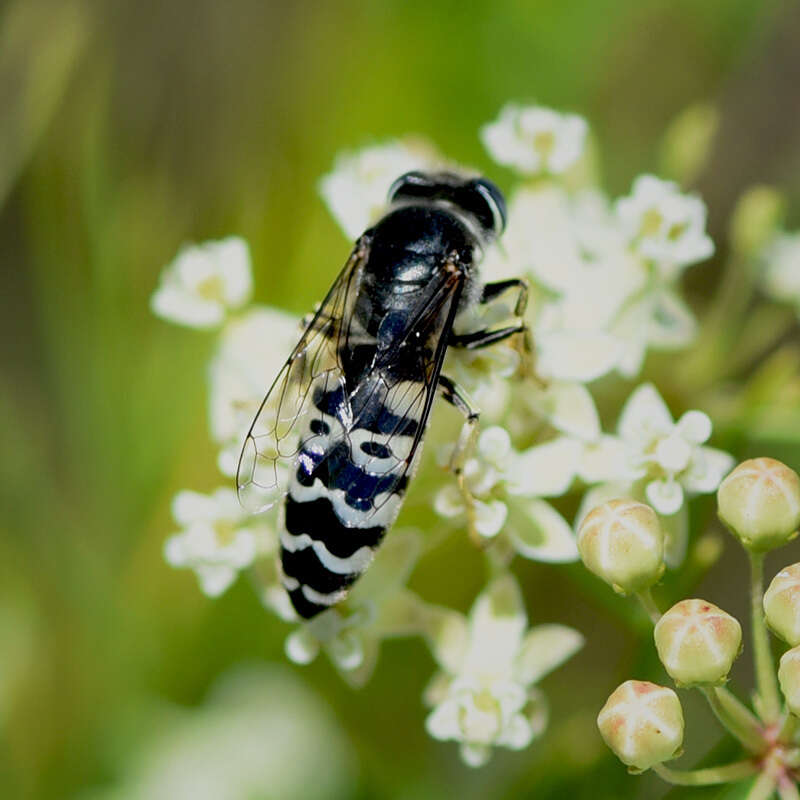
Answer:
[587,458,800,798]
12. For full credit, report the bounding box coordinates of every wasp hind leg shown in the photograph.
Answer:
[438,375,485,548]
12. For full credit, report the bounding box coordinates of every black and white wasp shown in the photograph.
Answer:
[237,171,529,619]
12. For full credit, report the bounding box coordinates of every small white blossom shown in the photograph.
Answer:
[484,184,697,383]
[164,488,272,597]
[761,232,800,314]
[481,103,588,176]
[616,175,714,277]
[433,426,580,562]
[208,306,302,476]
[425,574,583,767]
[151,237,253,329]
[610,384,733,516]
[319,140,441,239]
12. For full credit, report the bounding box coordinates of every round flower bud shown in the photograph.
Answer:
[597,680,684,772]
[778,646,800,717]
[577,499,665,595]
[654,599,742,687]
[717,458,800,552]
[764,564,800,646]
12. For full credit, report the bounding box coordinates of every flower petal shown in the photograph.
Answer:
[618,383,674,442]
[536,331,623,383]
[459,742,492,768]
[533,381,601,441]
[514,624,584,685]
[508,499,579,563]
[684,447,735,493]
[507,438,581,497]
[474,500,508,538]
[645,479,685,515]
[462,575,527,679]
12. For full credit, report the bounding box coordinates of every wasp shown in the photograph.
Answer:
[237,171,529,619]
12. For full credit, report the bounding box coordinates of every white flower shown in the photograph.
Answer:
[284,530,458,687]
[319,140,441,239]
[616,175,714,277]
[424,574,583,767]
[433,426,580,562]
[613,384,733,516]
[484,184,696,383]
[164,488,273,597]
[761,232,800,313]
[151,237,253,329]
[481,103,588,176]
[208,306,302,476]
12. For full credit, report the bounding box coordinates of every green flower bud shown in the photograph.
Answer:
[654,599,742,687]
[717,458,800,552]
[659,104,718,185]
[577,499,665,595]
[778,646,800,716]
[763,564,800,646]
[729,185,785,256]
[597,680,684,772]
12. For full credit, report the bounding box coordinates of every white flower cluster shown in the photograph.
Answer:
[425,574,583,767]
[150,102,732,768]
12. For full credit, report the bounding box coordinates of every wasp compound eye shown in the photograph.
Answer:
[469,178,507,237]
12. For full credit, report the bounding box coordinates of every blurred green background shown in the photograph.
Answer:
[3,0,800,797]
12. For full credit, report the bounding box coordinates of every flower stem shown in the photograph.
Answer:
[636,588,662,624]
[778,778,800,800]
[702,687,766,753]
[652,759,757,786]
[750,550,781,724]
[779,713,799,745]
[746,770,777,800]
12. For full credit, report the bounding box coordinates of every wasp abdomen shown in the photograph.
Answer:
[280,378,422,619]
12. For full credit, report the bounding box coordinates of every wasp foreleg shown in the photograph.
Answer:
[438,375,485,548]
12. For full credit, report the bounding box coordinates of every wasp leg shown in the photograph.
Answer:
[449,324,525,350]
[450,323,536,381]
[438,375,486,548]
[480,278,528,316]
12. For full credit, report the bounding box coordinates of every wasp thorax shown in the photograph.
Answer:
[577,499,665,595]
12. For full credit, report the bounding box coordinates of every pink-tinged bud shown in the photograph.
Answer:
[597,680,684,771]
[577,499,664,595]
[763,564,800,646]
[717,458,800,552]
[654,599,742,687]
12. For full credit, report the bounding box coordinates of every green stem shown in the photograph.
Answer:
[778,779,800,800]
[652,759,758,786]
[750,551,782,724]
[746,770,778,800]
[779,713,799,745]
[702,687,766,753]
[636,588,662,624]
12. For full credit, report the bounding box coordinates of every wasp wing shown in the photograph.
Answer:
[296,262,466,528]
[236,240,368,513]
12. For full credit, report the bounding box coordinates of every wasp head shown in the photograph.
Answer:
[387,171,506,241]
